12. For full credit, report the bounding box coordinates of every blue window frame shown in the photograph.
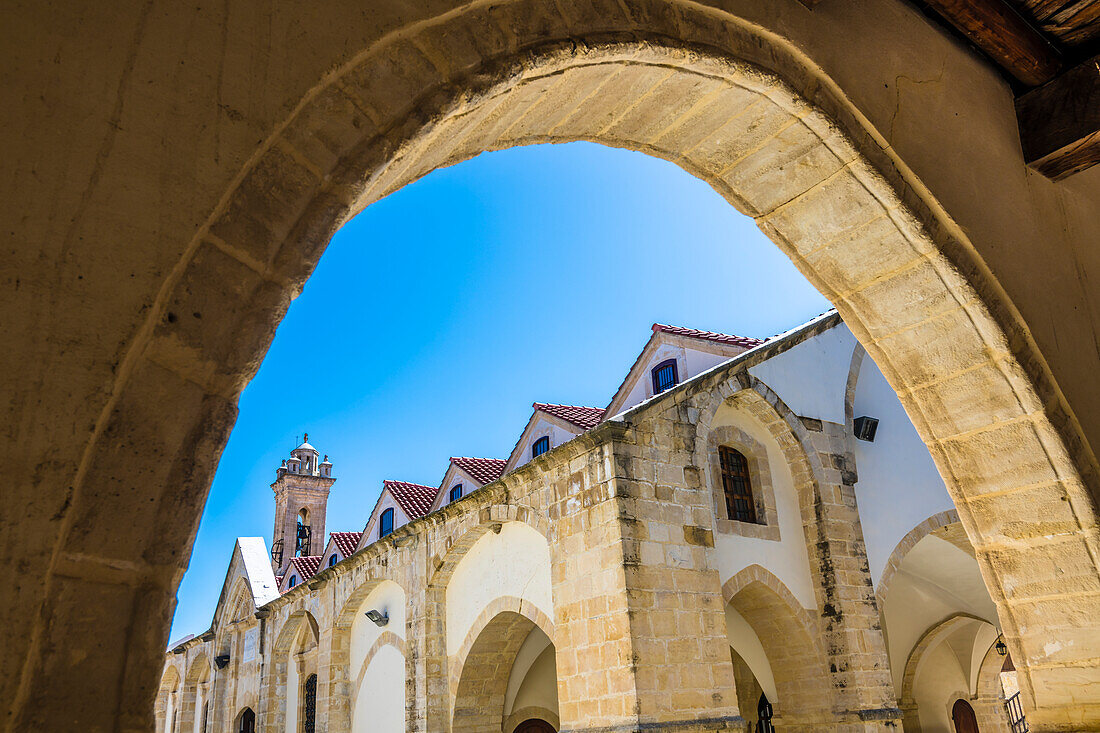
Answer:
[651,359,678,394]
[532,436,550,458]
[328,553,339,567]
[449,484,462,503]
[379,507,394,538]
[288,575,298,588]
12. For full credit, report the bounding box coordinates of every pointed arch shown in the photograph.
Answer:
[876,509,962,608]
[722,564,833,726]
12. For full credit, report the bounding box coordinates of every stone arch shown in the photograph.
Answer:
[348,630,407,733]
[451,604,557,733]
[899,613,996,732]
[722,565,833,727]
[973,640,1014,733]
[503,706,560,733]
[702,421,781,540]
[177,652,211,733]
[36,2,1098,726]
[155,663,182,733]
[876,509,962,609]
[263,610,321,732]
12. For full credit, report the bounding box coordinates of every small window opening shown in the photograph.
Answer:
[238,708,255,733]
[303,674,317,733]
[379,508,394,538]
[651,359,678,394]
[449,484,463,503]
[328,553,339,567]
[288,575,298,588]
[532,436,550,458]
[719,446,757,523]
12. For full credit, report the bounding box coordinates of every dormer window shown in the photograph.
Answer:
[379,508,394,539]
[532,436,550,458]
[328,554,339,567]
[288,575,298,588]
[651,359,678,394]
[449,484,463,503]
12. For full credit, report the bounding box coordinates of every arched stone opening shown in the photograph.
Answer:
[155,664,182,733]
[452,607,557,733]
[179,652,211,733]
[900,614,1007,733]
[723,566,832,729]
[264,611,320,733]
[17,4,1099,729]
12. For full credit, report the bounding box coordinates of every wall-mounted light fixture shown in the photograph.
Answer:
[853,416,879,442]
[995,634,1008,657]
[365,609,389,627]
[214,654,231,669]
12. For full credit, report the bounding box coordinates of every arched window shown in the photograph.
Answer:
[328,553,339,567]
[531,436,550,458]
[237,708,255,733]
[651,358,678,394]
[295,508,311,556]
[449,484,462,503]
[302,674,318,733]
[719,446,757,523]
[288,575,298,588]
[379,508,394,538]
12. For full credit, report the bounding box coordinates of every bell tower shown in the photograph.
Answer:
[270,433,335,576]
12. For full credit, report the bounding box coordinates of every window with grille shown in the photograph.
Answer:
[532,436,550,458]
[303,674,317,733]
[450,484,462,503]
[651,359,678,394]
[379,508,394,538]
[719,446,757,523]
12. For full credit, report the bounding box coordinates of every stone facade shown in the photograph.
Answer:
[158,317,1026,732]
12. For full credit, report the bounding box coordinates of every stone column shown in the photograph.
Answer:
[405,564,449,732]
[799,419,901,730]
[549,424,743,732]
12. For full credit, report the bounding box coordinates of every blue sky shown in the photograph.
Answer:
[169,142,831,640]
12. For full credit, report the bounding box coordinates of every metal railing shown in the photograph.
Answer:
[1005,691,1029,733]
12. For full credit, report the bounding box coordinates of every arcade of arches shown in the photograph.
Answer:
[5,0,1100,731]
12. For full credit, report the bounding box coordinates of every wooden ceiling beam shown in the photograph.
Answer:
[922,0,1064,85]
[1016,53,1100,179]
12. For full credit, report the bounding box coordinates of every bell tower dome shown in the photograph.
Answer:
[270,433,335,576]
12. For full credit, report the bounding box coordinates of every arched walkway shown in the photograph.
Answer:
[12,4,1099,730]
[723,566,833,729]
[263,611,320,732]
[452,607,557,733]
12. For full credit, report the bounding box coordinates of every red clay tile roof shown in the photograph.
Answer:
[449,457,507,486]
[652,323,764,349]
[384,480,439,519]
[287,555,321,582]
[330,531,361,558]
[533,403,606,431]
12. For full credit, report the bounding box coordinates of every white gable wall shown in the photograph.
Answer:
[747,324,857,425]
[614,343,740,415]
[361,490,413,547]
[512,417,581,471]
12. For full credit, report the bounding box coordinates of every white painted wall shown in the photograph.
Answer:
[350,581,406,681]
[285,635,299,733]
[445,522,554,656]
[615,343,740,415]
[509,645,558,720]
[913,642,968,733]
[851,352,955,587]
[882,536,998,689]
[748,325,856,425]
[505,627,554,715]
[712,405,817,611]
[353,644,406,733]
[725,604,778,703]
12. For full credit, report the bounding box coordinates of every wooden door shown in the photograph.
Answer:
[952,699,980,733]
[514,719,556,733]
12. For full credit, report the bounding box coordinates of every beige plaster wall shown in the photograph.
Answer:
[353,644,406,733]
